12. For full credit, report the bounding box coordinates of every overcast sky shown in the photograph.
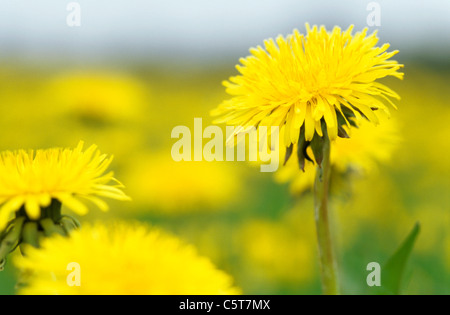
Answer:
[0,0,449,63]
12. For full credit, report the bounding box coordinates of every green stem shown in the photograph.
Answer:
[313,136,340,295]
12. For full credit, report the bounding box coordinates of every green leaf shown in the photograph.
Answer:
[378,222,421,295]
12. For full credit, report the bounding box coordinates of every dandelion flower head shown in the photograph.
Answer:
[212,24,404,147]
[15,222,241,295]
[0,142,130,229]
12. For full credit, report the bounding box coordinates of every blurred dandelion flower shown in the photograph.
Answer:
[0,141,130,229]
[15,222,241,295]
[45,72,147,123]
[124,152,243,214]
[212,23,403,160]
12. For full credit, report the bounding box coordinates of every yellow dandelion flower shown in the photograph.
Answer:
[212,23,403,147]
[15,222,241,295]
[276,114,399,193]
[0,141,130,229]
[45,72,148,123]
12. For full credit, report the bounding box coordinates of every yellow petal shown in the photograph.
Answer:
[315,120,323,137]
[56,194,88,216]
[305,104,315,141]
[25,198,40,220]
[80,195,109,212]
[0,196,25,230]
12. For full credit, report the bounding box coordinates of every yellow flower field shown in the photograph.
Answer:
[0,1,449,295]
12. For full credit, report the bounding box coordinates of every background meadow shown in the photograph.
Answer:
[0,0,449,294]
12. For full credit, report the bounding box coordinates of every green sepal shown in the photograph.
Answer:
[0,217,26,270]
[284,143,294,166]
[40,218,66,237]
[60,216,79,235]
[297,128,312,172]
[61,215,81,229]
[310,132,326,167]
[49,199,62,222]
[340,106,359,127]
[22,222,40,249]
[338,125,350,138]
